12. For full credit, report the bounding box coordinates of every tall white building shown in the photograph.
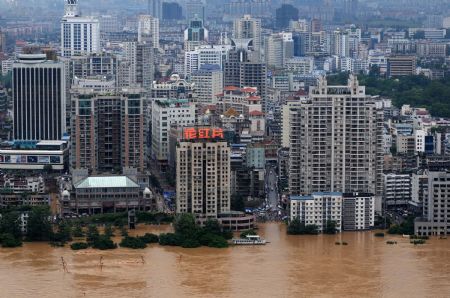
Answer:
[331,30,350,57]
[137,15,160,49]
[415,171,450,236]
[233,15,262,58]
[383,173,412,208]
[147,0,162,19]
[184,45,231,77]
[176,127,231,219]
[190,64,223,104]
[151,99,196,165]
[289,75,384,197]
[61,0,100,57]
[265,32,294,68]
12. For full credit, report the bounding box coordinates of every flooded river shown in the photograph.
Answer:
[0,223,449,298]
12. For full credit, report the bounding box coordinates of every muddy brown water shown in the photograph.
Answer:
[0,223,449,298]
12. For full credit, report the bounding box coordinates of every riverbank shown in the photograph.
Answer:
[0,223,449,297]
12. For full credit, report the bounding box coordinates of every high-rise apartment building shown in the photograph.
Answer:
[265,32,294,68]
[0,29,5,53]
[233,15,262,59]
[137,15,159,49]
[147,0,162,19]
[120,42,154,90]
[224,48,267,111]
[61,0,100,57]
[185,0,204,21]
[289,75,383,196]
[184,45,231,77]
[190,64,223,104]
[176,127,231,219]
[415,171,450,236]
[162,2,182,20]
[275,4,299,29]
[71,87,145,173]
[13,54,66,141]
[151,99,196,167]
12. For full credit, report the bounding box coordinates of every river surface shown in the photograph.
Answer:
[0,223,449,298]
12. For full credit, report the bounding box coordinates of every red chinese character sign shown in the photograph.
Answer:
[183,128,224,140]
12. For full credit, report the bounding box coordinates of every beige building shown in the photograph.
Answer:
[176,127,231,219]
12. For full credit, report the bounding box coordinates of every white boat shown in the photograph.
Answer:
[232,235,267,245]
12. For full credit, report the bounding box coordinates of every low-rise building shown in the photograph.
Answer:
[61,175,154,215]
[0,140,69,171]
[290,192,343,232]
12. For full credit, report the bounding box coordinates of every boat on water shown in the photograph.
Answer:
[232,235,267,245]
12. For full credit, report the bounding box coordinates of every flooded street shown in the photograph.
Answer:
[0,223,449,298]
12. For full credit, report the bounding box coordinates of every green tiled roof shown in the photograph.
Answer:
[74,176,139,189]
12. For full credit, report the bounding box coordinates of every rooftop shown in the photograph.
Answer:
[74,176,139,189]
[291,192,343,200]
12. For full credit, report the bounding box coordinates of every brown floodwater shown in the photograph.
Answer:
[0,223,449,298]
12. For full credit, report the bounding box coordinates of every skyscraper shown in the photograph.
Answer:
[233,15,262,59]
[184,15,208,51]
[162,2,183,20]
[0,29,5,53]
[137,15,160,49]
[147,0,162,19]
[176,127,231,219]
[121,41,154,90]
[12,54,66,141]
[71,86,145,173]
[275,4,299,30]
[190,64,223,104]
[61,0,100,57]
[289,75,383,196]
[265,32,294,68]
[224,48,267,111]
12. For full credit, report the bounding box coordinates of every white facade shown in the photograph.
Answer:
[284,57,314,74]
[137,15,160,49]
[265,32,294,68]
[415,171,450,236]
[151,99,196,161]
[415,129,426,153]
[383,173,411,208]
[290,192,343,232]
[342,193,375,231]
[184,45,231,77]
[61,1,100,57]
[190,66,223,104]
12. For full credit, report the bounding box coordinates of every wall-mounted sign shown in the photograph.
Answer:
[183,128,224,140]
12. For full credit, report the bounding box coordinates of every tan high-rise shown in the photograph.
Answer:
[176,133,231,219]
